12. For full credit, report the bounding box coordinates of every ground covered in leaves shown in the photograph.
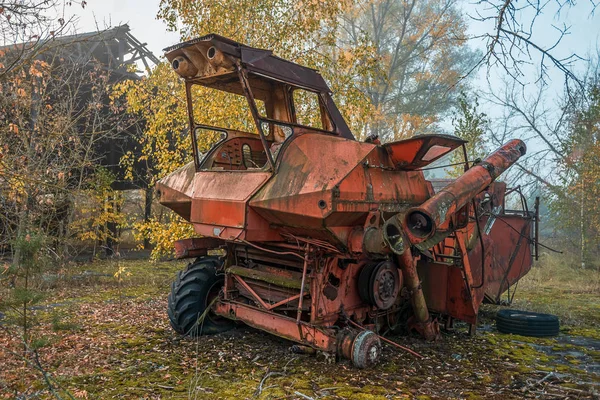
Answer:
[1,255,599,399]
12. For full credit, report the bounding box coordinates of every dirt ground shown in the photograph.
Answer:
[1,256,599,399]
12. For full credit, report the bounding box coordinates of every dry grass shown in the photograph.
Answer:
[519,251,600,293]
[502,251,600,327]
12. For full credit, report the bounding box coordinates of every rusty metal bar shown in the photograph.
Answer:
[266,293,303,311]
[214,301,337,352]
[495,222,528,301]
[232,274,270,309]
[235,63,275,169]
[461,143,470,172]
[263,242,304,251]
[296,245,310,323]
[455,233,474,300]
[470,198,486,289]
[185,82,201,169]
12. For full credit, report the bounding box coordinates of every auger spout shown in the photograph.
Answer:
[404,139,527,244]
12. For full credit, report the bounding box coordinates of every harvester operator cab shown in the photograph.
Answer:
[164,34,355,173]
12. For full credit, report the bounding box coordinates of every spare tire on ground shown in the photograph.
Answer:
[496,309,560,337]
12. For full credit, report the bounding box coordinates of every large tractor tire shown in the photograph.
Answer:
[496,309,559,337]
[167,256,234,336]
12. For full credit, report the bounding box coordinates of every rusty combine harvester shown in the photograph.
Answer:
[158,35,539,367]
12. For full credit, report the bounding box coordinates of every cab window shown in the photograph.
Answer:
[192,86,265,134]
[292,89,330,131]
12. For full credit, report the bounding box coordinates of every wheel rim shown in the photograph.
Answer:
[205,279,227,325]
[358,261,401,310]
[371,261,400,310]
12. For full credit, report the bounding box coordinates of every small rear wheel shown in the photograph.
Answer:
[167,256,234,336]
[352,331,381,369]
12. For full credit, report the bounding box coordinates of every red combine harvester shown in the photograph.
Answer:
[158,35,539,367]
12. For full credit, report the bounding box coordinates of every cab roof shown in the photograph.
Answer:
[163,34,332,93]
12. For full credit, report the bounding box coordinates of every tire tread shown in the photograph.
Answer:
[496,309,559,337]
[167,257,233,337]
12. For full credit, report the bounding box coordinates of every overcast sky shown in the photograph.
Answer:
[467,2,599,92]
[73,0,178,60]
[71,0,599,94]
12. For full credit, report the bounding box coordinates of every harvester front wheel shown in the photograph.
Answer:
[167,257,233,337]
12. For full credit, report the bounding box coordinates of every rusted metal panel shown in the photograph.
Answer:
[417,261,449,313]
[188,171,270,228]
[250,133,374,240]
[164,34,330,93]
[173,237,225,259]
[156,161,196,221]
[482,214,533,302]
[383,134,467,170]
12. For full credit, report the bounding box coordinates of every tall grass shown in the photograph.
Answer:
[520,251,600,293]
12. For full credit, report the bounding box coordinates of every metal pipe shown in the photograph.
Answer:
[405,139,526,243]
[396,248,439,341]
[172,56,198,77]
